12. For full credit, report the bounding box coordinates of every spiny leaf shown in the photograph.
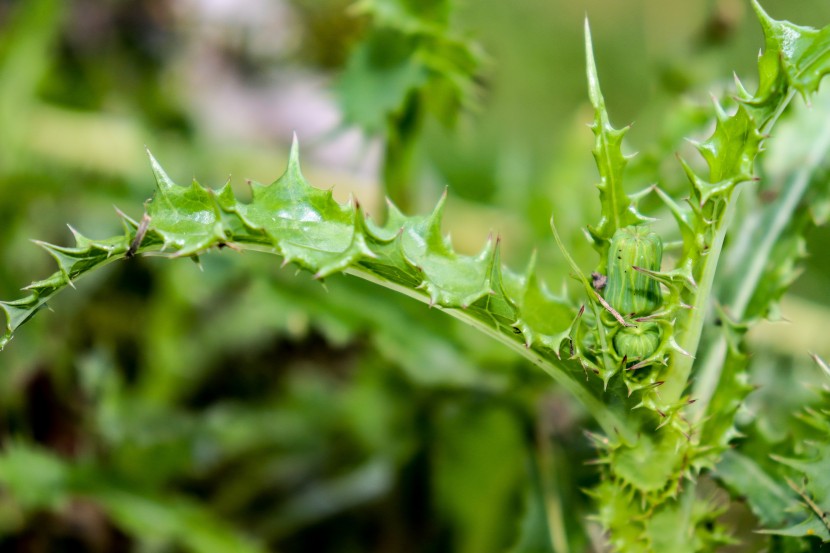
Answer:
[2,139,577,355]
[1,138,644,440]
[691,87,830,450]
[715,356,830,544]
[661,4,830,406]
[751,0,830,107]
[584,19,647,264]
[765,356,830,543]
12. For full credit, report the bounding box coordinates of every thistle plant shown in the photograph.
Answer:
[2,2,830,551]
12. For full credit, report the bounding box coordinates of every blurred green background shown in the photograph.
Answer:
[1,0,830,551]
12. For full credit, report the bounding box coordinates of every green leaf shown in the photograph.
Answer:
[752,0,830,105]
[432,404,527,553]
[715,449,797,528]
[0,138,637,441]
[338,0,479,133]
[0,442,268,553]
[662,3,830,406]
[716,357,830,544]
[337,29,428,134]
[508,462,556,553]
[583,20,647,263]
[692,87,830,445]
[337,0,481,210]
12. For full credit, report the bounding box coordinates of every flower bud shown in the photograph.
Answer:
[605,226,663,316]
[613,322,660,361]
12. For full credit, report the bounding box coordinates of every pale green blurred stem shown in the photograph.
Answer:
[382,93,424,214]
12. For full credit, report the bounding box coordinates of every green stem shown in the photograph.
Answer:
[350,266,635,442]
[382,93,423,214]
[663,89,799,405]
[662,193,739,403]
[690,99,830,421]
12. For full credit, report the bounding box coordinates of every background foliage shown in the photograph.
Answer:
[1,0,830,551]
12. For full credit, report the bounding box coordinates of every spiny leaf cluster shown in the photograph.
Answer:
[3,3,830,552]
[565,3,830,551]
[715,355,830,544]
[1,141,588,408]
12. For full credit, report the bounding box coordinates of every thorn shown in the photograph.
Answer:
[113,206,139,228]
[290,131,300,159]
[218,241,242,252]
[146,148,176,191]
[671,339,694,358]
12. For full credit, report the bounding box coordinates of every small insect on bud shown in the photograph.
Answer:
[604,226,663,316]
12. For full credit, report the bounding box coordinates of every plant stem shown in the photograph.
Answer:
[350,266,636,443]
[661,193,739,404]
[690,101,830,421]
[663,89,800,405]
[382,93,423,214]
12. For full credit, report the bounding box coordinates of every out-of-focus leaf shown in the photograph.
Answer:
[432,402,526,553]
[0,443,268,553]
